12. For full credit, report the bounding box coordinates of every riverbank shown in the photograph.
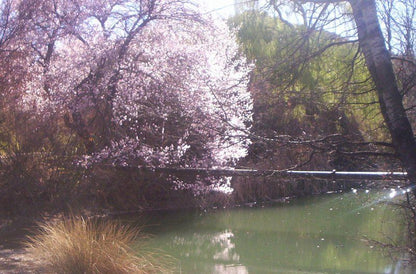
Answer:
[0,213,167,273]
[0,218,40,273]
[0,248,39,273]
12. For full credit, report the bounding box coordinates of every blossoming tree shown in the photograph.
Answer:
[10,0,253,194]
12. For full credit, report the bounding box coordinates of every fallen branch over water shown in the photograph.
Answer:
[117,166,408,181]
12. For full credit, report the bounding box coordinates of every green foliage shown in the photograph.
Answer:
[229,10,391,173]
[230,11,385,131]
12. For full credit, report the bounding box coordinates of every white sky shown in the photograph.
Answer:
[194,0,236,18]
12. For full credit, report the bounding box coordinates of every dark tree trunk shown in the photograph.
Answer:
[349,0,416,183]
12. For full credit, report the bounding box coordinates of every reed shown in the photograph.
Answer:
[26,216,168,273]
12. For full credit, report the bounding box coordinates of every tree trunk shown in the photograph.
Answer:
[349,0,416,183]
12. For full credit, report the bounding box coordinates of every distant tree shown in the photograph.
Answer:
[241,0,416,182]
[229,10,393,173]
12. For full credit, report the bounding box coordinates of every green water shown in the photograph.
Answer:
[132,189,413,273]
[0,187,410,273]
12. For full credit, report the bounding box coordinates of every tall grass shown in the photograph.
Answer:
[26,216,169,273]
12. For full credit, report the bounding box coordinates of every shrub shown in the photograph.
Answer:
[26,216,168,273]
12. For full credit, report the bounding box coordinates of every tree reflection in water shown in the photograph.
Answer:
[137,190,413,273]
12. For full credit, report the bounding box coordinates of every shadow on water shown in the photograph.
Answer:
[131,189,414,273]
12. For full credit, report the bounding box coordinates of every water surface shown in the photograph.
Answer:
[133,189,412,273]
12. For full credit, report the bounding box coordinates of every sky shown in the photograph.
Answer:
[195,0,236,18]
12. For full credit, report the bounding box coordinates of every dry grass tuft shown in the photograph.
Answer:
[26,216,169,273]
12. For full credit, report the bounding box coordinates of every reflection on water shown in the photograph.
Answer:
[210,231,238,261]
[169,230,248,273]
[132,189,413,273]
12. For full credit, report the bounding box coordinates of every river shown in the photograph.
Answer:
[131,188,412,273]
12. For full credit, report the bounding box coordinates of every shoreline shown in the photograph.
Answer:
[0,247,39,273]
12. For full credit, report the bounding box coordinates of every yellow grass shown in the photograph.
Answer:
[26,216,169,273]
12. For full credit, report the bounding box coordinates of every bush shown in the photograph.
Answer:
[26,216,168,273]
